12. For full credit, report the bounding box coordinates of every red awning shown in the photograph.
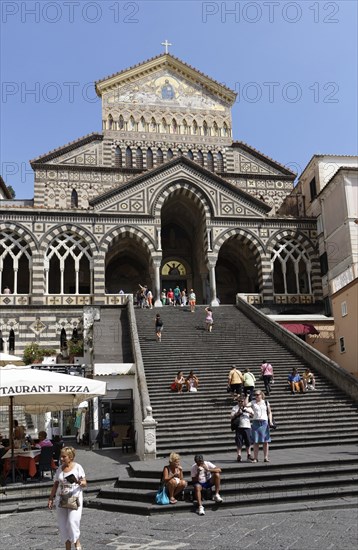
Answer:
[281,323,320,335]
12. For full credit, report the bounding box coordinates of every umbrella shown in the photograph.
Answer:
[0,352,25,367]
[0,365,107,482]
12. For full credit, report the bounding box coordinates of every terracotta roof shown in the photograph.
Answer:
[89,155,271,213]
[0,175,13,199]
[30,133,103,165]
[95,53,236,100]
[232,140,296,176]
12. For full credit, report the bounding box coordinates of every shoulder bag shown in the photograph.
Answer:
[59,494,80,510]
[155,483,169,505]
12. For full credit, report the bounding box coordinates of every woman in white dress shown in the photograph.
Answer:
[48,446,87,550]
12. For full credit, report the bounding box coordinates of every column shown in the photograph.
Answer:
[208,264,219,306]
[153,262,162,307]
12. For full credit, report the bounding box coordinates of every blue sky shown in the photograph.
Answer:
[1,0,357,198]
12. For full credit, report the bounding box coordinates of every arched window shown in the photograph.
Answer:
[207,151,214,171]
[161,118,168,133]
[115,146,122,168]
[157,148,163,165]
[146,148,153,169]
[139,116,146,131]
[216,151,224,172]
[171,118,178,133]
[271,238,312,295]
[126,147,133,168]
[223,122,229,136]
[196,150,204,167]
[46,232,93,295]
[108,114,113,130]
[187,150,194,160]
[150,117,157,132]
[183,119,188,134]
[129,116,136,131]
[192,120,198,135]
[9,329,15,353]
[177,148,183,156]
[0,230,32,294]
[136,147,143,169]
[118,115,124,130]
[167,148,173,161]
[213,121,219,136]
[203,121,208,136]
[60,328,67,350]
[71,189,78,208]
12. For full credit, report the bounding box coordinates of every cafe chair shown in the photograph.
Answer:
[37,446,55,480]
[52,442,63,467]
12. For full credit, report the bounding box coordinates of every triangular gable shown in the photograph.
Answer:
[95,53,236,105]
[90,157,270,219]
[30,133,103,166]
[232,141,296,177]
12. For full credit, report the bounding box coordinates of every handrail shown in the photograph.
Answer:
[236,295,358,403]
[126,296,152,420]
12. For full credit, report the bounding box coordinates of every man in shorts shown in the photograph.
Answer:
[287,368,305,394]
[191,454,223,515]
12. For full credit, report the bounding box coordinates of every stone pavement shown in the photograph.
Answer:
[1,443,357,549]
[1,505,357,549]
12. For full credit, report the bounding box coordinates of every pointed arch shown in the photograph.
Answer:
[126,146,133,168]
[150,117,157,132]
[71,189,78,208]
[0,228,33,294]
[207,151,214,171]
[146,148,153,169]
[187,150,194,160]
[213,121,219,136]
[157,148,163,165]
[167,148,173,161]
[182,119,188,134]
[192,120,198,135]
[196,150,204,167]
[136,147,143,169]
[107,114,113,130]
[171,118,178,134]
[223,122,229,136]
[203,120,209,136]
[118,115,125,130]
[152,181,213,221]
[114,146,122,168]
[161,117,168,133]
[216,151,224,172]
[129,116,136,131]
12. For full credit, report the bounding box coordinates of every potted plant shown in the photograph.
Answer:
[23,342,57,365]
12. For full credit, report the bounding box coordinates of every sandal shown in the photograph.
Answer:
[264,458,270,463]
[236,456,242,462]
[170,498,177,504]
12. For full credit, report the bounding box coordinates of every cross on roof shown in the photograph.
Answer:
[161,39,172,54]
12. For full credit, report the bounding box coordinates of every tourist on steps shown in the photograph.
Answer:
[249,390,273,462]
[228,364,244,397]
[287,368,305,394]
[162,452,187,504]
[303,368,316,391]
[191,454,223,516]
[231,395,254,462]
[173,371,186,393]
[243,368,256,402]
[261,360,274,395]
[155,314,163,342]
[204,307,213,332]
[188,289,196,312]
[186,370,199,392]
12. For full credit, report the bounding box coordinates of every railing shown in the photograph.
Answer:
[126,295,157,460]
[273,294,314,304]
[0,295,29,305]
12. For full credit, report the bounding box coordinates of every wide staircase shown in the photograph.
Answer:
[93,307,133,364]
[89,305,358,515]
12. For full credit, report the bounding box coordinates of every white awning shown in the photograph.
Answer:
[93,363,135,376]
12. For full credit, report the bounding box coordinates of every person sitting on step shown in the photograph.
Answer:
[191,454,223,516]
[173,371,185,393]
[162,452,187,504]
[287,368,305,394]
[303,368,316,391]
[186,370,199,392]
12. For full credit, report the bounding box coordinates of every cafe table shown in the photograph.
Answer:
[2,448,56,479]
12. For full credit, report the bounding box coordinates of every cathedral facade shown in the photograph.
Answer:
[0,53,321,356]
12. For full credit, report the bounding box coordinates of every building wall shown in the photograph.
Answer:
[330,281,358,377]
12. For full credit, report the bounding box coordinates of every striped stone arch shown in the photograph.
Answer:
[0,222,38,255]
[152,181,212,221]
[99,226,156,259]
[39,224,98,255]
[212,228,265,261]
